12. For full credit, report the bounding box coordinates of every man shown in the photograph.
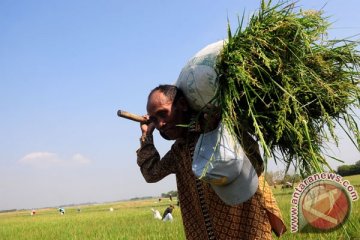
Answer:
[151,208,162,220]
[137,84,286,239]
[162,205,175,222]
[58,208,65,215]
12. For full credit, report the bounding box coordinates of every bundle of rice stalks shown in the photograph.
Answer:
[215,0,360,175]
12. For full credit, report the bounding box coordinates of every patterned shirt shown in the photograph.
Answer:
[137,132,286,240]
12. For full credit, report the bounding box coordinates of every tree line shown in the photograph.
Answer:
[337,160,360,176]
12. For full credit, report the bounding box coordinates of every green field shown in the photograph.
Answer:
[1,175,359,240]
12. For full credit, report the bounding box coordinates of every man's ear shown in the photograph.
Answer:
[176,96,189,111]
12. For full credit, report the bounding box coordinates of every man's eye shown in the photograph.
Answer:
[158,113,167,119]
[158,111,168,119]
[149,117,157,123]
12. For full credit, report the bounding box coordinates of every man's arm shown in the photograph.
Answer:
[136,134,177,183]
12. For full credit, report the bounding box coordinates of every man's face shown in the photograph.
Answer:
[146,90,188,140]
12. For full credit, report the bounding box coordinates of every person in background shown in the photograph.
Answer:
[58,208,65,215]
[136,84,286,239]
[151,208,162,220]
[162,205,174,222]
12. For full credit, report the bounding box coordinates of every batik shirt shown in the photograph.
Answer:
[137,132,286,240]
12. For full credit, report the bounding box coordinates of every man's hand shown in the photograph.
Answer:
[140,115,155,137]
[200,104,221,132]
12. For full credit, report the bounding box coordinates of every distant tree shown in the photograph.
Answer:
[337,162,360,176]
[265,171,275,186]
[337,165,351,176]
[161,190,178,198]
[292,173,302,183]
[281,174,292,185]
[280,173,302,186]
[272,170,286,184]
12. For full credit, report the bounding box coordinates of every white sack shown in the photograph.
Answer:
[176,40,225,111]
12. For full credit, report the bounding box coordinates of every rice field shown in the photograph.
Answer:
[0,175,359,240]
[273,174,360,240]
[0,200,185,240]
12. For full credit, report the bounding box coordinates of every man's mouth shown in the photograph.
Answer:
[161,128,171,135]
[159,129,171,140]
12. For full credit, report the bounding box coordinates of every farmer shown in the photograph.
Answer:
[137,84,286,239]
[58,208,65,215]
[151,208,162,220]
[162,204,174,222]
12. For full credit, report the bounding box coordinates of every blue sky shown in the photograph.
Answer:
[0,0,359,210]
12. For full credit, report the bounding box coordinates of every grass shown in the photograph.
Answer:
[0,175,359,240]
[0,200,185,240]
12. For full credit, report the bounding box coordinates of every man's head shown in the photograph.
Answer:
[147,85,191,140]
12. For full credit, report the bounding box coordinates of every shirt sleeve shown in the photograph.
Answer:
[136,135,178,183]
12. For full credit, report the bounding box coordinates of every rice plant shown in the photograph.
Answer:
[215,0,360,176]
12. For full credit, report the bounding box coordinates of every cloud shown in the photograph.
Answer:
[18,152,91,168]
[19,152,60,166]
[71,153,91,165]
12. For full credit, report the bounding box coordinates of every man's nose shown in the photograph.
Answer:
[157,119,166,128]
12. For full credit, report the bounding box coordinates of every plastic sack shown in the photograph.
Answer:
[176,40,224,111]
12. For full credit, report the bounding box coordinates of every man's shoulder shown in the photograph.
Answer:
[173,132,200,147]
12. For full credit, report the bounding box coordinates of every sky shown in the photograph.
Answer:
[0,0,359,211]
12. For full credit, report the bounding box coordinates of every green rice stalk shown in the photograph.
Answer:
[215,0,360,175]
